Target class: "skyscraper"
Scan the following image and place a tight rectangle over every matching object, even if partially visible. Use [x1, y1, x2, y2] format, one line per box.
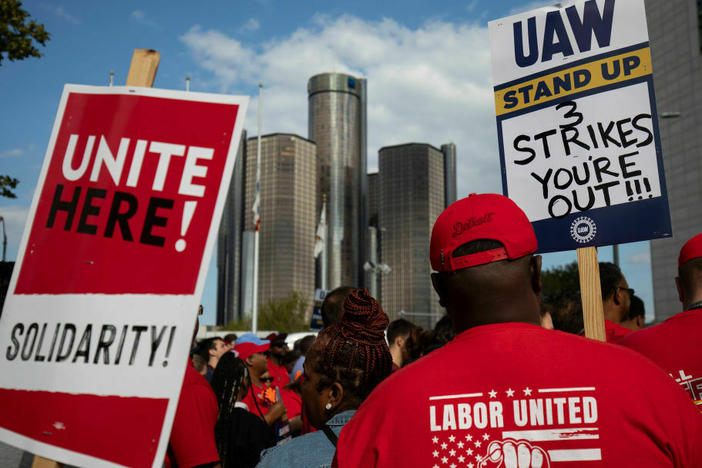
[216, 131, 246, 326]
[378, 143, 448, 328]
[441, 143, 457, 207]
[243, 133, 317, 310]
[646, 1, 702, 321]
[308, 73, 367, 289]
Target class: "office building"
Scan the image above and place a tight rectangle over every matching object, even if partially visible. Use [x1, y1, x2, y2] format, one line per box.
[243, 134, 317, 310]
[378, 143, 448, 328]
[442, 143, 457, 207]
[216, 132, 246, 325]
[308, 73, 367, 289]
[646, 1, 702, 321]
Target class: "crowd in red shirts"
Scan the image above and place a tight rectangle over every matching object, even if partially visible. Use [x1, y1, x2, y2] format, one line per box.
[165, 194, 702, 468]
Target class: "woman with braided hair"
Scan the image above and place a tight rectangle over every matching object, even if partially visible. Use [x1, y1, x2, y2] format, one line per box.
[256, 288, 393, 467]
[210, 352, 275, 468]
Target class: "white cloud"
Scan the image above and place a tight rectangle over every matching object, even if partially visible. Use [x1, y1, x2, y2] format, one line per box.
[509, 1, 559, 15]
[0, 148, 23, 158]
[181, 15, 501, 195]
[131, 10, 159, 29]
[239, 18, 260, 33]
[42, 4, 80, 24]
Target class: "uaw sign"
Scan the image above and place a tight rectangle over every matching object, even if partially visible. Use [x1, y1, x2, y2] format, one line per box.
[489, 0, 671, 252]
[0, 85, 248, 467]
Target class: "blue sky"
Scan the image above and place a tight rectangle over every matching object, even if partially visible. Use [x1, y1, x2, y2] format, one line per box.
[1, 0, 657, 325]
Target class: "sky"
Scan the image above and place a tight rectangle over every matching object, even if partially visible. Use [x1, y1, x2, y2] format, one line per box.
[0, 0, 657, 325]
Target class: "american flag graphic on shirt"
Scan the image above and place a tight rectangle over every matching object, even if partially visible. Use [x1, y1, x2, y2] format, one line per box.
[427, 386, 601, 467]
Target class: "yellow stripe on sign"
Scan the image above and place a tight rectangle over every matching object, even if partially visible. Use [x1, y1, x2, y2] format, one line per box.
[494, 47, 652, 116]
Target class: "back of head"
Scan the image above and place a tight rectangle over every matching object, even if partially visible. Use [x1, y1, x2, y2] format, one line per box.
[429, 194, 540, 332]
[210, 352, 248, 420]
[309, 288, 392, 405]
[297, 334, 316, 355]
[677, 233, 702, 308]
[599, 262, 623, 300]
[387, 318, 416, 344]
[321, 286, 354, 328]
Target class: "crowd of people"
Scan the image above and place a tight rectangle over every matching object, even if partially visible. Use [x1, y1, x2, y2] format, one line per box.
[165, 193, 702, 468]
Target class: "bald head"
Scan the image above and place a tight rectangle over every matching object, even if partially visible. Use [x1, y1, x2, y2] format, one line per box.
[431, 240, 543, 333]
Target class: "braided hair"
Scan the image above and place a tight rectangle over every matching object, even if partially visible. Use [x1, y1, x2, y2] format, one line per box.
[309, 288, 393, 407]
[210, 353, 248, 466]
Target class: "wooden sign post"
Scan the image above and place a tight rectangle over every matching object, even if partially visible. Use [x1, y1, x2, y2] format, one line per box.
[577, 247, 606, 342]
[30, 47, 161, 468]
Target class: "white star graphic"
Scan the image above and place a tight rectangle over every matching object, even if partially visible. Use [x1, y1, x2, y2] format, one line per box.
[457, 441, 464, 449]
[458, 455, 465, 463]
[433, 436, 439, 444]
[524, 387, 532, 396]
[489, 389, 497, 398]
[450, 464, 456, 468]
[475, 454, 482, 461]
[467, 448, 473, 455]
[465, 434, 473, 441]
[468, 464, 474, 468]
[441, 442, 448, 450]
[52, 422, 66, 430]
[448, 435, 455, 442]
[433, 450, 439, 458]
[475, 440, 482, 448]
[449, 449, 456, 456]
[441, 456, 448, 464]
[506, 388, 515, 397]
[433, 465, 439, 468]
[482, 433, 490, 441]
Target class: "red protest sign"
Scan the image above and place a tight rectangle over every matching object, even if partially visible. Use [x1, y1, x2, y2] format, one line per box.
[0, 85, 248, 468]
[15, 91, 238, 294]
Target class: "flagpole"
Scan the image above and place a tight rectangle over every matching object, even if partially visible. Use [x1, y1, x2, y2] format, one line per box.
[252, 83, 262, 334]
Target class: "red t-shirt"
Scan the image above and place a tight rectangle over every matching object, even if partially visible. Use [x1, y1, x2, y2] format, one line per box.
[604, 319, 631, 343]
[242, 382, 301, 420]
[166, 364, 219, 468]
[333, 323, 702, 468]
[268, 357, 291, 387]
[620, 309, 702, 411]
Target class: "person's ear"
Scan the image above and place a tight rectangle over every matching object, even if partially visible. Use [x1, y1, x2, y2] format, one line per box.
[327, 382, 344, 411]
[675, 276, 684, 303]
[635, 315, 644, 329]
[431, 273, 448, 307]
[396, 336, 405, 348]
[613, 287, 622, 306]
[530, 255, 542, 295]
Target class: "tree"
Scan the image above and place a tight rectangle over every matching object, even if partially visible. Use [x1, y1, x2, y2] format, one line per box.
[0, 175, 18, 198]
[221, 291, 311, 333]
[0, 0, 50, 66]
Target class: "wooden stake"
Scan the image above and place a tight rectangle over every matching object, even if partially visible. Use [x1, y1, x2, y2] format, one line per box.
[577, 246, 606, 341]
[125, 49, 161, 87]
[31, 48, 160, 468]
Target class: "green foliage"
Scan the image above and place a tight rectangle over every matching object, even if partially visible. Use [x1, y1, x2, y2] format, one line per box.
[541, 261, 581, 305]
[220, 291, 310, 333]
[0, 0, 50, 66]
[0, 175, 19, 198]
[259, 291, 310, 332]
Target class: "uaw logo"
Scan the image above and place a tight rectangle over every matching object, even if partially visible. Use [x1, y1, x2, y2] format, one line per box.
[570, 216, 597, 244]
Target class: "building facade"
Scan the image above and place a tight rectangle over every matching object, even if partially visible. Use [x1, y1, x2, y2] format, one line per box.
[242, 134, 318, 311]
[308, 73, 367, 289]
[646, 0, 702, 321]
[378, 143, 447, 328]
[441, 143, 457, 207]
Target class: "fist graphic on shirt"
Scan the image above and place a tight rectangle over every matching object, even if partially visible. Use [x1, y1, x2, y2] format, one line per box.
[482, 439, 550, 468]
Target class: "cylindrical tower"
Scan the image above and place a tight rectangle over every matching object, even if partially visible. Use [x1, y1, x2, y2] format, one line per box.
[308, 73, 367, 289]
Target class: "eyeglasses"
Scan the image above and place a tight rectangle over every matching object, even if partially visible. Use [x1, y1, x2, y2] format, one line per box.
[617, 286, 635, 296]
[261, 376, 274, 383]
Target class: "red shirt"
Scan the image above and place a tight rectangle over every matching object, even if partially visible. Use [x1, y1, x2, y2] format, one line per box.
[620, 309, 702, 411]
[333, 323, 702, 467]
[166, 364, 219, 468]
[242, 381, 301, 420]
[267, 357, 291, 387]
[604, 319, 632, 343]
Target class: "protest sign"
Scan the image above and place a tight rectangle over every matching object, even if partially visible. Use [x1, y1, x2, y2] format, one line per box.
[0, 84, 248, 467]
[309, 288, 327, 330]
[489, 0, 671, 253]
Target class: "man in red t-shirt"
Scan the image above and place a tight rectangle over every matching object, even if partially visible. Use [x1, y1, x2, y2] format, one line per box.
[166, 362, 220, 468]
[621, 232, 702, 411]
[333, 194, 702, 468]
[265, 332, 291, 387]
[598, 262, 635, 343]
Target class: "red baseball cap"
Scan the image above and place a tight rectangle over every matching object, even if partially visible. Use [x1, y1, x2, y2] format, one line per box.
[678, 233, 702, 268]
[430, 193, 537, 272]
[234, 333, 270, 361]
